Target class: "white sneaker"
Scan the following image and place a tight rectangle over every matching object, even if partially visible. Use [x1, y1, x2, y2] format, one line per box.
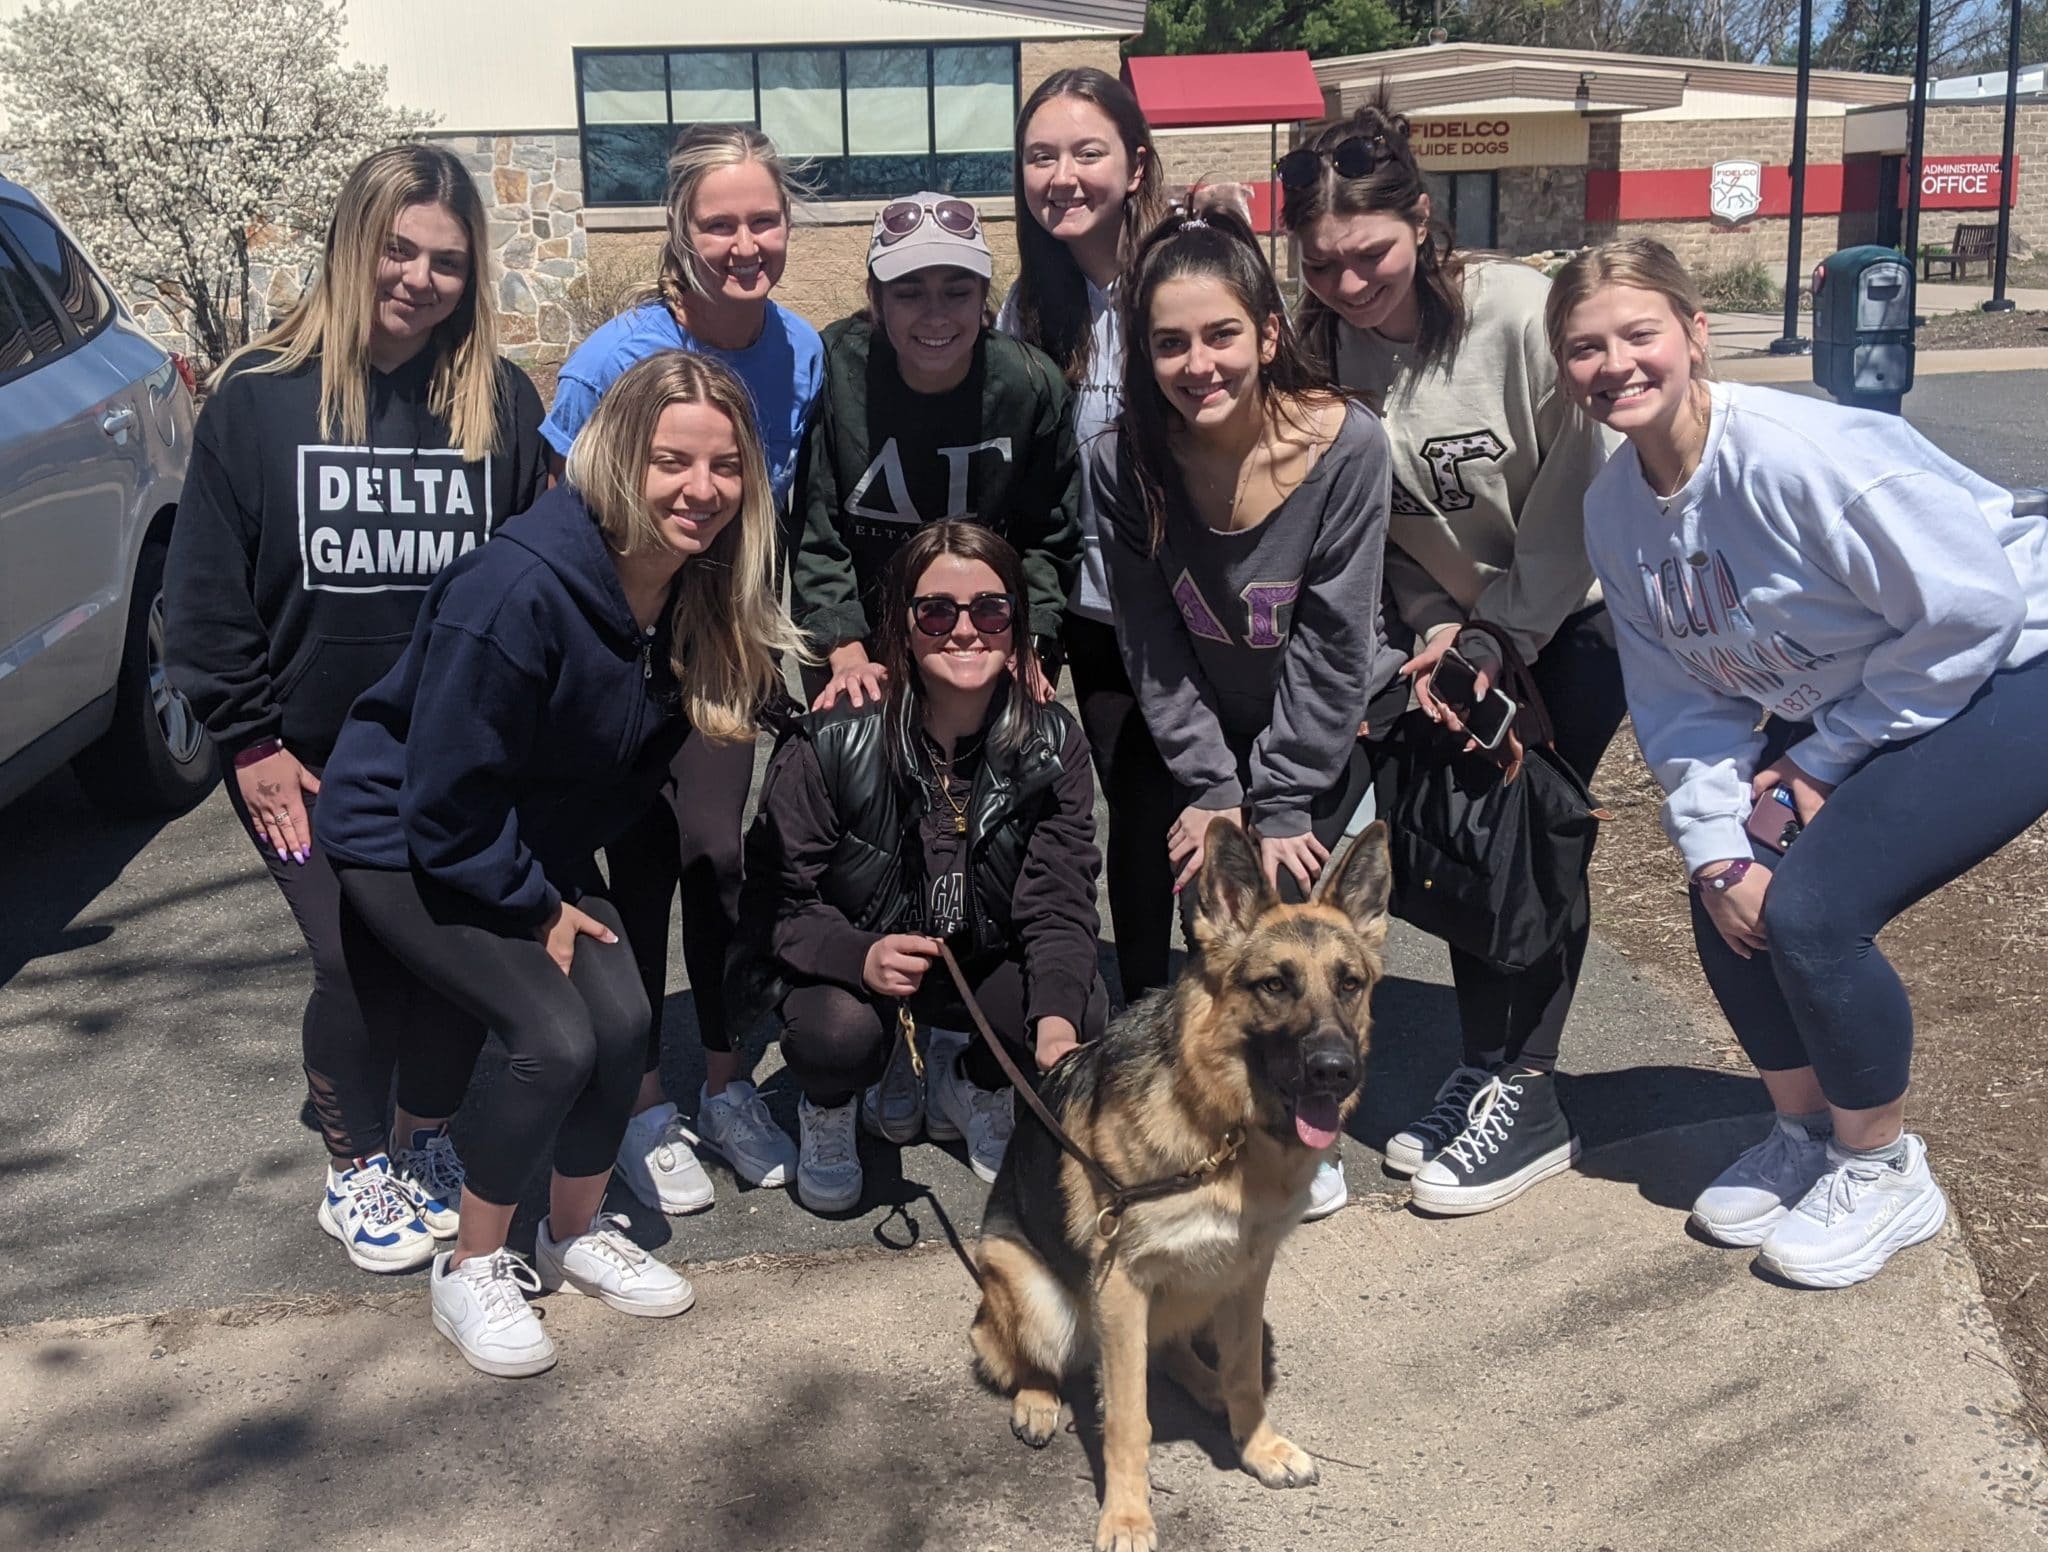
[535, 1212, 696, 1317]
[926, 1043, 1014, 1184]
[615, 1101, 716, 1215]
[861, 1028, 926, 1144]
[798, 1096, 864, 1213]
[693, 1080, 798, 1188]
[1755, 1134, 1949, 1289]
[1384, 1065, 1493, 1175]
[317, 1153, 436, 1273]
[392, 1126, 464, 1239]
[1303, 1157, 1348, 1221]
[1689, 1116, 1831, 1247]
[430, 1249, 555, 1377]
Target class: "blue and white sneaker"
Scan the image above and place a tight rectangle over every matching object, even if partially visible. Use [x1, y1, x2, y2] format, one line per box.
[317, 1153, 436, 1273]
[393, 1126, 464, 1239]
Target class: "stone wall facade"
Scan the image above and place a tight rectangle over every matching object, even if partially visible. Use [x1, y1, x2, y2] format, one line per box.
[438, 132, 590, 363]
[1496, 166, 1586, 254]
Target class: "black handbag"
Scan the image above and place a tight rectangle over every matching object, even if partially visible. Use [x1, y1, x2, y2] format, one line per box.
[1371, 623, 1607, 974]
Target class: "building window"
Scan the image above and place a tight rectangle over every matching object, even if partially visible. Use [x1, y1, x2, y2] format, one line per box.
[576, 45, 1020, 206]
[1425, 170, 1497, 250]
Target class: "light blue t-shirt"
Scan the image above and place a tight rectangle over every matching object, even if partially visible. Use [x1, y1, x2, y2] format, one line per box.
[541, 299, 825, 508]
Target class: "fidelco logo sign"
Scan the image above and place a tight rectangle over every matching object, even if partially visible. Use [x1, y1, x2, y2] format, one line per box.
[1709, 160, 1764, 224]
[1899, 155, 2020, 209]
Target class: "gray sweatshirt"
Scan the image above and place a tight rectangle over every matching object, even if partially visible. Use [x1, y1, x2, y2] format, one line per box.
[1092, 401, 1400, 837]
[1335, 259, 1611, 662]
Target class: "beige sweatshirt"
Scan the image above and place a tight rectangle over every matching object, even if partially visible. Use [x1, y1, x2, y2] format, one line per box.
[1334, 259, 1611, 663]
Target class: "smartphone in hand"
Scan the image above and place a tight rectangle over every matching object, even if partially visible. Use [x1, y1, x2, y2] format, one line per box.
[1746, 786, 1803, 853]
[1429, 648, 1518, 752]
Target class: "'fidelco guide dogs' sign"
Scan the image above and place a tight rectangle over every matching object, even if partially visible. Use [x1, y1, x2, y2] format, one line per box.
[1710, 160, 1764, 224]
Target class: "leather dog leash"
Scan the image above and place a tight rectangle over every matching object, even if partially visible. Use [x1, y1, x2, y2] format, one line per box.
[935, 941, 1243, 1240]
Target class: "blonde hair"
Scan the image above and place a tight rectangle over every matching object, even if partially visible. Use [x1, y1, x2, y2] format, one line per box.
[565, 351, 809, 740]
[221, 144, 504, 460]
[655, 124, 804, 315]
[1543, 237, 1715, 387]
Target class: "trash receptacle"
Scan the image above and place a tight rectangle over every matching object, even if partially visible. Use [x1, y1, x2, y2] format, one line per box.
[1812, 246, 1913, 415]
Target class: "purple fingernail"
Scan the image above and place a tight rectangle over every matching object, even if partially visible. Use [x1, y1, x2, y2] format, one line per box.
[275, 846, 290, 861]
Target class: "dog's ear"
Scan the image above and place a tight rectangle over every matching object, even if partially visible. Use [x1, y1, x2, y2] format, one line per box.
[1193, 822, 1273, 955]
[1315, 821, 1393, 947]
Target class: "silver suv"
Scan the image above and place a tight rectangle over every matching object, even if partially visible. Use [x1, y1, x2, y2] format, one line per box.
[0, 178, 211, 812]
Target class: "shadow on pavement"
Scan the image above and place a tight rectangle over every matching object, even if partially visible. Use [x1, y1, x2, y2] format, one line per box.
[0, 768, 205, 986]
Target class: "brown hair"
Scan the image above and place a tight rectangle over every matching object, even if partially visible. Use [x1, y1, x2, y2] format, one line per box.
[1009, 68, 1170, 387]
[1118, 207, 1343, 555]
[1280, 97, 1468, 377]
[872, 521, 1045, 777]
[225, 144, 504, 459]
[1542, 236, 1715, 386]
[565, 350, 809, 739]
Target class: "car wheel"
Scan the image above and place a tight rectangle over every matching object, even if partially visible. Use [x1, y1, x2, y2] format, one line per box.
[72, 534, 218, 813]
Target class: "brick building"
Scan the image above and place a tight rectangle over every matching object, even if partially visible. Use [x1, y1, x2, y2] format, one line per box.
[1299, 43, 2037, 278]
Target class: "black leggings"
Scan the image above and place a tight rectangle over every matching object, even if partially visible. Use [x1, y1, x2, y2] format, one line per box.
[780, 958, 1111, 1107]
[1062, 614, 1179, 1003]
[1441, 603, 1629, 1073]
[606, 727, 756, 1068]
[225, 778, 475, 1160]
[333, 867, 648, 1207]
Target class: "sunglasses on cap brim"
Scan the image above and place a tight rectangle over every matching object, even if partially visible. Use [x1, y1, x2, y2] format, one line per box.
[876, 198, 981, 245]
[1274, 135, 1394, 192]
[911, 592, 1016, 637]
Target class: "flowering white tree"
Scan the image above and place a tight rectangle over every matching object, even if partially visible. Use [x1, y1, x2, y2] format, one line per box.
[0, 0, 433, 364]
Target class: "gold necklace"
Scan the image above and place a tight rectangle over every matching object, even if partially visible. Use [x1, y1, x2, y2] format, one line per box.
[924, 738, 968, 835]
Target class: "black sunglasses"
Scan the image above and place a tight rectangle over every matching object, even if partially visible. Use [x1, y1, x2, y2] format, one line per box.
[911, 592, 1016, 638]
[1274, 135, 1394, 192]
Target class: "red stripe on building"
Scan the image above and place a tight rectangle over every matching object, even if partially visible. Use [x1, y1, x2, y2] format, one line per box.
[1586, 164, 1849, 222]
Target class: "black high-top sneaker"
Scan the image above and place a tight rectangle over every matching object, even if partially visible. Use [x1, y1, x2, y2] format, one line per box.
[1408, 1070, 1579, 1216]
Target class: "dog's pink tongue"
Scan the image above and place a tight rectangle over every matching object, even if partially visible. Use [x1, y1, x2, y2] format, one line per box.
[1294, 1096, 1341, 1150]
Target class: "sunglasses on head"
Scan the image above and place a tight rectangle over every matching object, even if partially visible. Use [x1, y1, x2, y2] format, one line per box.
[1274, 135, 1394, 192]
[877, 198, 981, 245]
[911, 592, 1016, 637]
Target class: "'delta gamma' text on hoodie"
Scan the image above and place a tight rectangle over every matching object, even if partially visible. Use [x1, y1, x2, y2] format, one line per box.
[166, 349, 549, 768]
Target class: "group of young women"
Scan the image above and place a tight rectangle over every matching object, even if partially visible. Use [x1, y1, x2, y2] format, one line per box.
[164, 64, 2048, 1378]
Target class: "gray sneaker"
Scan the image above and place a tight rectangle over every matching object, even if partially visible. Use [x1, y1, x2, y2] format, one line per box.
[1690, 1116, 1830, 1247]
[693, 1080, 797, 1189]
[861, 1027, 925, 1144]
[798, 1096, 864, 1214]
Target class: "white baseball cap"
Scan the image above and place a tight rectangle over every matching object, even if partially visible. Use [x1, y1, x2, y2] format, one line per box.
[867, 193, 992, 283]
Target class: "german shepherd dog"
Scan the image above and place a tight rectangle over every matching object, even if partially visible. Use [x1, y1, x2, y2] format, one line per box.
[971, 820, 1392, 1552]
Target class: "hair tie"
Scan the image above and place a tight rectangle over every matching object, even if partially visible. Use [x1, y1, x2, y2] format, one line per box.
[1180, 214, 1209, 230]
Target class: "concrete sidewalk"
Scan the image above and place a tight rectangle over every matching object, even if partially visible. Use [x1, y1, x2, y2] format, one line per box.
[3, 1115, 2040, 1552]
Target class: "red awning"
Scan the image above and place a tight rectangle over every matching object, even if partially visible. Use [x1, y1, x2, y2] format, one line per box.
[1123, 51, 1326, 128]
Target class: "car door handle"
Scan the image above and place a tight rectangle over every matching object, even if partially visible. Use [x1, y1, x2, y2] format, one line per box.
[100, 406, 136, 436]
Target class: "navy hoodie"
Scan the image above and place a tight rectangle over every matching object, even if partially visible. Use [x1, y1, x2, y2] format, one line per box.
[315, 484, 688, 929]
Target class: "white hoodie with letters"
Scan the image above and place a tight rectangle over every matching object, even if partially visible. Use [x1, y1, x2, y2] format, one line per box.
[1583, 380, 2048, 874]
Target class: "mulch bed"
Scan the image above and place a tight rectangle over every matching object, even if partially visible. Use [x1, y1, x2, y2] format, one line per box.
[1914, 309, 2048, 351]
[1587, 729, 2048, 1440]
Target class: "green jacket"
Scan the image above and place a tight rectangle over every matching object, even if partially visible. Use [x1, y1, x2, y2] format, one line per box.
[789, 317, 1081, 650]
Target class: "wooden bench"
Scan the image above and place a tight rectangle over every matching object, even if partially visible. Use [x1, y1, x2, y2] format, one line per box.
[1922, 222, 1999, 281]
